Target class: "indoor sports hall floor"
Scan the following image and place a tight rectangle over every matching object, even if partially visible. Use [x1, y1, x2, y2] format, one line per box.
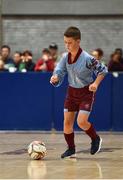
[0, 131, 123, 179]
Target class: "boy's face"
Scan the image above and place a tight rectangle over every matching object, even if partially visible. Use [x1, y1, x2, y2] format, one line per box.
[64, 36, 80, 53]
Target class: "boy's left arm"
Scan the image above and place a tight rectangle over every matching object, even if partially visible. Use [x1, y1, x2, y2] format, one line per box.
[89, 74, 105, 92]
[88, 57, 108, 92]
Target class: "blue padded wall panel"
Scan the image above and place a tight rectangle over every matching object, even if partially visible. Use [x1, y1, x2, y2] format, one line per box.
[112, 73, 123, 131]
[0, 73, 52, 130]
[53, 76, 68, 131]
[0, 72, 122, 131]
[89, 74, 112, 131]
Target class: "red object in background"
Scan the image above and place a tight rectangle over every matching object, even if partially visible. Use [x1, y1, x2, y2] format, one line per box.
[35, 59, 55, 72]
[46, 59, 55, 71]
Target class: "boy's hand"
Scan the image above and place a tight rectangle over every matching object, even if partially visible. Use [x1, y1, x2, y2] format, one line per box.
[50, 75, 59, 84]
[89, 82, 98, 92]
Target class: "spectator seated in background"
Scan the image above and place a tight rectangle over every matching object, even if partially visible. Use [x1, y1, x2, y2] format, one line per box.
[20, 50, 35, 72]
[91, 48, 106, 65]
[0, 54, 5, 72]
[108, 52, 123, 72]
[35, 48, 55, 72]
[0, 53, 3, 61]
[114, 48, 123, 64]
[0, 60, 7, 72]
[49, 43, 60, 66]
[1, 45, 14, 70]
[13, 51, 23, 72]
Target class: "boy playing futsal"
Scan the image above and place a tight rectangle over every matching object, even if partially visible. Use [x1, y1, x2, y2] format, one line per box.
[50, 26, 108, 158]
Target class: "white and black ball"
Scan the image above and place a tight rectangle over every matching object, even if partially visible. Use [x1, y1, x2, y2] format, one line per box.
[28, 141, 47, 160]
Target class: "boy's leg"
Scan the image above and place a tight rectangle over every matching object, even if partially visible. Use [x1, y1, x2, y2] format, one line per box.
[77, 111, 102, 155]
[61, 111, 76, 158]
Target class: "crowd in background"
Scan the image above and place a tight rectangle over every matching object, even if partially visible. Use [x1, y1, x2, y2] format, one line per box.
[0, 43, 60, 73]
[91, 48, 123, 72]
[0, 43, 123, 73]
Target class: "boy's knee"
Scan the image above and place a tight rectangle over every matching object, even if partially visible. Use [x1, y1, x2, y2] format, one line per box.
[77, 119, 89, 129]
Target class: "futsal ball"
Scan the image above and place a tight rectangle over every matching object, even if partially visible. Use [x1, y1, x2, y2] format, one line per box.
[28, 141, 47, 160]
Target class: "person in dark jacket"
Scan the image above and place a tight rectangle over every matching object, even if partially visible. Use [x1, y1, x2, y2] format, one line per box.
[21, 50, 35, 71]
[13, 51, 22, 71]
[114, 48, 123, 64]
[1, 45, 14, 70]
[108, 52, 123, 72]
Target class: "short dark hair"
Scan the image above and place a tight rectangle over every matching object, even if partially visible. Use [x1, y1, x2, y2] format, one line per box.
[14, 51, 22, 56]
[1, 45, 11, 52]
[114, 48, 123, 56]
[64, 26, 81, 40]
[95, 48, 104, 57]
[42, 48, 51, 55]
[23, 50, 32, 56]
[49, 43, 58, 50]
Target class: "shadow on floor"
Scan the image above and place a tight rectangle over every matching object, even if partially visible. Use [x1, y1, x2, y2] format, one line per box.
[77, 147, 123, 154]
[0, 147, 122, 156]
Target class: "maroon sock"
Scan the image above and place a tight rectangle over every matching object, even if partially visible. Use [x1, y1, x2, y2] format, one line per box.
[64, 132, 75, 149]
[85, 124, 98, 140]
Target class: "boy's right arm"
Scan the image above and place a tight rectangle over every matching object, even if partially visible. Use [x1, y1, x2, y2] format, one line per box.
[50, 74, 59, 85]
[50, 55, 67, 87]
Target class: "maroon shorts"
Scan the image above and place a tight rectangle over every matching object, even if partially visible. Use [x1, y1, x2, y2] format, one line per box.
[64, 85, 95, 112]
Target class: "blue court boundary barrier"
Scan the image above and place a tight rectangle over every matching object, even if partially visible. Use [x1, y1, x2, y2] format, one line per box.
[0, 72, 122, 131]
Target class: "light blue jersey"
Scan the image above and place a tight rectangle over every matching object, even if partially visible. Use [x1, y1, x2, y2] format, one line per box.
[53, 48, 108, 88]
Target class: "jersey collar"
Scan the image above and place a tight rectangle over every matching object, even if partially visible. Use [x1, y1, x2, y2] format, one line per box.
[68, 47, 82, 64]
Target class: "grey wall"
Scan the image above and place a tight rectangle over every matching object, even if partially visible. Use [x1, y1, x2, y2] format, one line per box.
[2, 0, 123, 15]
[2, 0, 123, 62]
[3, 17, 123, 62]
